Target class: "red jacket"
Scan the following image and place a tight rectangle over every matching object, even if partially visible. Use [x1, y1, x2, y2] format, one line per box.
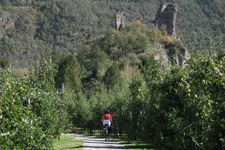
[102, 113, 112, 121]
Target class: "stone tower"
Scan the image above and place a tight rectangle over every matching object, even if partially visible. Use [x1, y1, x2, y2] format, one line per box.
[116, 11, 126, 31]
[154, 3, 177, 37]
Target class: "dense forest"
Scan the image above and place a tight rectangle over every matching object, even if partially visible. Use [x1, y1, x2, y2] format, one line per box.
[0, 0, 225, 149]
[0, 0, 224, 68]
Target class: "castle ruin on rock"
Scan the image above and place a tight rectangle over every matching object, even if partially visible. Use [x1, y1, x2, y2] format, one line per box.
[154, 3, 177, 37]
[114, 4, 188, 67]
[153, 3, 189, 67]
[115, 11, 126, 31]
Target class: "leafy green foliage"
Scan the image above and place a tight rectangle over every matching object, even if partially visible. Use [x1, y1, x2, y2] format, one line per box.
[0, 57, 9, 68]
[1, 1, 225, 149]
[78, 40, 111, 80]
[103, 62, 122, 89]
[138, 51, 225, 149]
[0, 57, 65, 149]
[71, 49, 225, 149]
[55, 55, 82, 92]
[77, 23, 166, 91]
[128, 78, 146, 139]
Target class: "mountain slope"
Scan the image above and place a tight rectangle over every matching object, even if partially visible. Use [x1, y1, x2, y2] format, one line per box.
[0, 0, 224, 68]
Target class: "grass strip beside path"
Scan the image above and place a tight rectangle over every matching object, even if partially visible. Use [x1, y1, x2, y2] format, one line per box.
[53, 134, 83, 150]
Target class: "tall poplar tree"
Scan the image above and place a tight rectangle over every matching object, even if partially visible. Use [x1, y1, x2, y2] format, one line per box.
[103, 62, 122, 89]
[55, 55, 82, 92]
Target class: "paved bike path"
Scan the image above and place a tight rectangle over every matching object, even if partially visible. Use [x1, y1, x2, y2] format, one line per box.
[66, 134, 128, 150]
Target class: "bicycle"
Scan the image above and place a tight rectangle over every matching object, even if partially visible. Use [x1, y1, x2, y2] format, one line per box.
[103, 124, 109, 141]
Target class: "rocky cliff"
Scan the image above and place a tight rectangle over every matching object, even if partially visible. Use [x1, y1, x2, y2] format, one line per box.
[154, 3, 177, 37]
[154, 3, 189, 67]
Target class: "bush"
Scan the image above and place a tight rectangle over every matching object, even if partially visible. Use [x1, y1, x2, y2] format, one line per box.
[0, 58, 64, 149]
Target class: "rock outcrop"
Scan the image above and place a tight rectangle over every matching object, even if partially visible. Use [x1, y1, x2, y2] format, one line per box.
[154, 42, 190, 68]
[154, 3, 177, 37]
[166, 43, 189, 66]
[115, 11, 126, 31]
[153, 3, 190, 67]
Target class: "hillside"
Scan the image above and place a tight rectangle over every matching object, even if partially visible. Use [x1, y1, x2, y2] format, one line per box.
[0, 0, 224, 68]
[1, 1, 225, 149]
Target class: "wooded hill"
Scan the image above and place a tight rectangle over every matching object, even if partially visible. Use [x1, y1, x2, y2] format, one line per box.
[1, 1, 225, 149]
[0, 0, 224, 69]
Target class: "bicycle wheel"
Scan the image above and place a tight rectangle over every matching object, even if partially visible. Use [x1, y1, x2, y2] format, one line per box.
[104, 128, 108, 141]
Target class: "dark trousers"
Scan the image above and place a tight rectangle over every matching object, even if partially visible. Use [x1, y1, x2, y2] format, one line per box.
[108, 126, 112, 135]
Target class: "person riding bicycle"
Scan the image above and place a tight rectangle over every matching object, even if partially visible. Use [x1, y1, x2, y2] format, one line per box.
[102, 110, 112, 136]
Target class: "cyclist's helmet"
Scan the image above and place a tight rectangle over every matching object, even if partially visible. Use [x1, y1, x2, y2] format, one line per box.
[105, 110, 110, 114]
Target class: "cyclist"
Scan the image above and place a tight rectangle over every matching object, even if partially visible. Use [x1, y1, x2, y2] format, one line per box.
[102, 110, 112, 137]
